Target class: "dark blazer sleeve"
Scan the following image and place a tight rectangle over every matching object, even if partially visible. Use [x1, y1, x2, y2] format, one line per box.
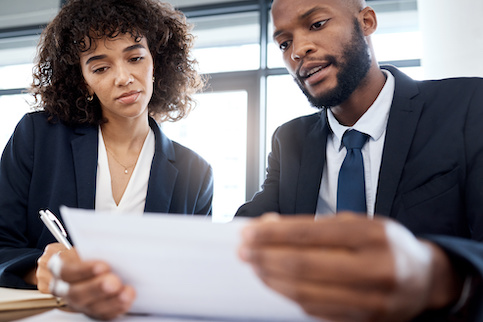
[144, 118, 214, 216]
[419, 235, 483, 321]
[0, 112, 98, 288]
[167, 141, 214, 216]
[235, 126, 283, 217]
[236, 68, 483, 320]
[0, 113, 48, 288]
[236, 112, 327, 217]
[416, 78, 483, 321]
[0, 114, 214, 288]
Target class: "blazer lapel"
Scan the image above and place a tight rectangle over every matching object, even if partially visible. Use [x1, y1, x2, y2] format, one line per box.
[71, 126, 98, 209]
[144, 118, 178, 213]
[295, 112, 329, 213]
[375, 66, 424, 217]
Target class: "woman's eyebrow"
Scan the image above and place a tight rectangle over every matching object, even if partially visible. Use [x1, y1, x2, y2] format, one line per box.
[123, 43, 146, 53]
[85, 44, 146, 65]
[85, 54, 107, 66]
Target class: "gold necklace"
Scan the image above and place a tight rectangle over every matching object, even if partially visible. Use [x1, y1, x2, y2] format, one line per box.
[106, 148, 136, 174]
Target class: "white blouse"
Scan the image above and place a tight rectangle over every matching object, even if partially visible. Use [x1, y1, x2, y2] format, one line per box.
[95, 128, 155, 214]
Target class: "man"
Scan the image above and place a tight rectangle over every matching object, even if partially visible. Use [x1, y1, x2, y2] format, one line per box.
[237, 0, 483, 321]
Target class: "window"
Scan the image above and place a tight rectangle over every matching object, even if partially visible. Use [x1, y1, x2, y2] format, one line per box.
[0, 0, 422, 218]
[181, 0, 422, 218]
[0, 63, 36, 150]
[163, 91, 248, 222]
[0, 94, 33, 150]
[265, 75, 315, 161]
[191, 11, 260, 74]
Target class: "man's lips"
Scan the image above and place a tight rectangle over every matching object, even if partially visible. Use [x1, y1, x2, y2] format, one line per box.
[297, 62, 332, 87]
[297, 61, 331, 79]
[116, 91, 141, 104]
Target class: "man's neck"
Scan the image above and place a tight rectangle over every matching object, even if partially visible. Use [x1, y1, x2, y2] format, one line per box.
[331, 65, 387, 126]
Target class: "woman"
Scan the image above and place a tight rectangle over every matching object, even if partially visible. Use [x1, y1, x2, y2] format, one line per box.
[0, 0, 213, 319]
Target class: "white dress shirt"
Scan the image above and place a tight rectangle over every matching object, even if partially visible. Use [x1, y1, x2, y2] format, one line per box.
[95, 128, 155, 214]
[316, 70, 395, 218]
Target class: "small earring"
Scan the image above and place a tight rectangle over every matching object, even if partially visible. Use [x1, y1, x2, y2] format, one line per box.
[152, 76, 155, 83]
[86, 95, 93, 102]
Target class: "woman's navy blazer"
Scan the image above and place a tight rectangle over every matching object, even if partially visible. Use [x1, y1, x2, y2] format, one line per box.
[0, 111, 213, 287]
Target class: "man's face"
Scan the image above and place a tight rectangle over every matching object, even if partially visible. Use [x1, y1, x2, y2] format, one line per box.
[272, 0, 371, 108]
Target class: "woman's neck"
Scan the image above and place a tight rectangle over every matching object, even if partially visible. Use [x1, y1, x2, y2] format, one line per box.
[100, 115, 151, 152]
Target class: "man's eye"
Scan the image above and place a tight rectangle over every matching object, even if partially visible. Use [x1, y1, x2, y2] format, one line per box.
[279, 41, 290, 52]
[311, 20, 327, 30]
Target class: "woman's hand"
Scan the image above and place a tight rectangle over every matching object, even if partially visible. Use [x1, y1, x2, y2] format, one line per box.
[36, 242, 68, 293]
[37, 243, 136, 320]
[50, 250, 136, 320]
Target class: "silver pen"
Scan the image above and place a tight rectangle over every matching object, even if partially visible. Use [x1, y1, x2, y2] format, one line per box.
[39, 209, 73, 250]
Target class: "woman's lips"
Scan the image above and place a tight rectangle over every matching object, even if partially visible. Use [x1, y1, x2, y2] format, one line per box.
[117, 91, 140, 104]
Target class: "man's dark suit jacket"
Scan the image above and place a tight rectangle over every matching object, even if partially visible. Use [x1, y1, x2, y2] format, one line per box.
[0, 111, 213, 288]
[236, 66, 483, 320]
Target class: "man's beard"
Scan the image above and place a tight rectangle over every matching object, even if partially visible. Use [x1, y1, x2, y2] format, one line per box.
[295, 19, 372, 109]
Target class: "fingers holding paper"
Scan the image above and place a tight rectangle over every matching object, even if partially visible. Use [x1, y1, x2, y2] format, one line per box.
[238, 213, 460, 322]
[38, 245, 135, 320]
[53, 255, 136, 320]
[36, 242, 69, 293]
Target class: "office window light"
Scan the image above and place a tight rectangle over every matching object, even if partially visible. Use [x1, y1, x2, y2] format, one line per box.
[0, 0, 424, 213]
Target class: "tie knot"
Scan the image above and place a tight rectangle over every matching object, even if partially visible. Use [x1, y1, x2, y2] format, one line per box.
[342, 130, 368, 150]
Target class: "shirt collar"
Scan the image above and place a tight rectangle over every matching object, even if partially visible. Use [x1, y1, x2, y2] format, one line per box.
[327, 69, 395, 150]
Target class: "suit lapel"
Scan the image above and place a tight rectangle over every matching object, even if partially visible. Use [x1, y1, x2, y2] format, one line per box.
[375, 66, 424, 217]
[295, 112, 329, 213]
[71, 126, 98, 209]
[144, 118, 178, 213]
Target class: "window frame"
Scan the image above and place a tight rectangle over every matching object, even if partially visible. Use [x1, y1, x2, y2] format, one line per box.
[0, 0, 421, 202]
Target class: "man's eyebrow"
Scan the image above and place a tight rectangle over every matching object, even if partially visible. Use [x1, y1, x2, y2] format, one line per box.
[84, 44, 146, 65]
[301, 6, 330, 20]
[272, 6, 330, 39]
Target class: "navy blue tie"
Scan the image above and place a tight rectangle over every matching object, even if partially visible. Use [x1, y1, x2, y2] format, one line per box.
[337, 130, 369, 213]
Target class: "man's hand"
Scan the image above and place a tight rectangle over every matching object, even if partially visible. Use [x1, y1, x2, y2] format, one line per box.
[238, 213, 462, 322]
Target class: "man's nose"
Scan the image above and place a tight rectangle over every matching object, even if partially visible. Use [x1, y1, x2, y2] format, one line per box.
[291, 37, 315, 61]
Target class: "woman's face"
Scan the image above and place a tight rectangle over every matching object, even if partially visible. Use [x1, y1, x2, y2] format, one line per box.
[79, 34, 154, 122]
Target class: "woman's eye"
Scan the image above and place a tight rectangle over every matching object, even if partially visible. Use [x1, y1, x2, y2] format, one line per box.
[130, 56, 144, 62]
[93, 67, 107, 73]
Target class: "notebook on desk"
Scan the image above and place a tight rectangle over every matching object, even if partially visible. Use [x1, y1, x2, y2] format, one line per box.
[0, 287, 64, 311]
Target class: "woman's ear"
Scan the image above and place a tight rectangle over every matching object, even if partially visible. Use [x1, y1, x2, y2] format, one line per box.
[84, 83, 93, 97]
[83, 83, 94, 101]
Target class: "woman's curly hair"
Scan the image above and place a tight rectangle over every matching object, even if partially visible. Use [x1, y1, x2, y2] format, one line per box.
[30, 0, 204, 126]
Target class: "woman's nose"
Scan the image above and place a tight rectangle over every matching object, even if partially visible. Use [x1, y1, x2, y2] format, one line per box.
[114, 67, 134, 86]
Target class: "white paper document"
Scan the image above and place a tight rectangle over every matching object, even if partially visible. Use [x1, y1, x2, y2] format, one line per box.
[60, 207, 315, 321]
[15, 308, 226, 322]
